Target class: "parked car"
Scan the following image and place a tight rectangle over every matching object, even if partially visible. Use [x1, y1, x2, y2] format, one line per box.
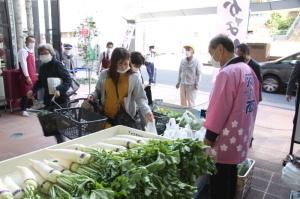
[260, 52, 300, 93]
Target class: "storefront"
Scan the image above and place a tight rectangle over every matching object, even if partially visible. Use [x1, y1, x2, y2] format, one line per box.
[0, 0, 16, 71]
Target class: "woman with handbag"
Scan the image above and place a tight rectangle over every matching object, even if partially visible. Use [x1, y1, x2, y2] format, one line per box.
[88, 47, 154, 129]
[27, 43, 72, 143]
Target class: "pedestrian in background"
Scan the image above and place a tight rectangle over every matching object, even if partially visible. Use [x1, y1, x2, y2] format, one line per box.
[27, 43, 72, 144]
[203, 34, 260, 199]
[96, 41, 114, 75]
[61, 43, 76, 74]
[236, 43, 263, 102]
[145, 45, 158, 85]
[18, 36, 37, 117]
[176, 45, 202, 107]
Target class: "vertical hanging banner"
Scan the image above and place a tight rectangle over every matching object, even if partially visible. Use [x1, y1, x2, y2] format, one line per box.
[217, 0, 251, 46]
[121, 23, 135, 50]
[212, 0, 251, 83]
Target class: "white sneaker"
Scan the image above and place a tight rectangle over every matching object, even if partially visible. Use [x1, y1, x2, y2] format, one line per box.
[21, 111, 29, 117]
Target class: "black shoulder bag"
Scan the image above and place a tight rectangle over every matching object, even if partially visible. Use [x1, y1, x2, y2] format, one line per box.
[113, 83, 142, 130]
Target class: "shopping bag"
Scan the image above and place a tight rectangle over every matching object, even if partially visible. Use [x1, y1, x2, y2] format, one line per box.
[282, 162, 300, 191]
[145, 119, 157, 134]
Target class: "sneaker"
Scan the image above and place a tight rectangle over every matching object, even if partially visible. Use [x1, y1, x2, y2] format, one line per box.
[21, 111, 29, 117]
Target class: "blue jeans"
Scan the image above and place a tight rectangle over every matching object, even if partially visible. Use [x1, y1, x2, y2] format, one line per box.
[146, 63, 155, 83]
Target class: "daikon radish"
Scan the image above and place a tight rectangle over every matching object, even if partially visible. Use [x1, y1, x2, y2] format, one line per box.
[59, 160, 98, 178]
[115, 135, 148, 144]
[44, 149, 91, 164]
[43, 160, 72, 175]
[65, 144, 86, 151]
[0, 178, 13, 199]
[100, 138, 138, 149]
[30, 159, 62, 183]
[31, 170, 70, 197]
[3, 176, 24, 199]
[16, 166, 38, 192]
[59, 160, 80, 173]
[89, 142, 127, 152]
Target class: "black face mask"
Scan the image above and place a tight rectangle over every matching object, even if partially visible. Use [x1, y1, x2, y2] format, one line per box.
[237, 55, 245, 62]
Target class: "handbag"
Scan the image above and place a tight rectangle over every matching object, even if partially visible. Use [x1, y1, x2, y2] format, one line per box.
[52, 66, 80, 97]
[113, 83, 142, 130]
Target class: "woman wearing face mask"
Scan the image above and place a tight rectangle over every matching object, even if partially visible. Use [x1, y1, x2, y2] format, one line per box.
[88, 47, 154, 129]
[176, 45, 203, 107]
[27, 43, 72, 143]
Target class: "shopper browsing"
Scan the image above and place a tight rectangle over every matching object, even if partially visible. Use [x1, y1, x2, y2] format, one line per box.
[27, 44, 72, 144]
[88, 47, 154, 129]
[203, 35, 260, 199]
[61, 43, 76, 74]
[176, 45, 202, 107]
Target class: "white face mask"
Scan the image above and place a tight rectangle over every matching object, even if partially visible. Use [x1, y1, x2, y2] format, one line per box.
[185, 51, 192, 57]
[132, 66, 139, 71]
[210, 48, 222, 68]
[107, 48, 112, 53]
[117, 67, 130, 74]
[28, 43, 35, 50]
[64, 50, 71, 55]
[40, 54, 52, 63]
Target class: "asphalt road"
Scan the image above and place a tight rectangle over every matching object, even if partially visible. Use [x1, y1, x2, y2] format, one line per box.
[139, 55, 295, 111]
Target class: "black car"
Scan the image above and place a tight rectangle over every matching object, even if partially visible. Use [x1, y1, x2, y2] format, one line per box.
[260, 52, 300, 93]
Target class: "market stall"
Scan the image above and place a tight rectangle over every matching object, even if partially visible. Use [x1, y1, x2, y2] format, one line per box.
[0, 125, 216, 199]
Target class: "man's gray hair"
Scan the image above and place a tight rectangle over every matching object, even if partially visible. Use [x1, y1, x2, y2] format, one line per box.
[37, 43, 56, 56]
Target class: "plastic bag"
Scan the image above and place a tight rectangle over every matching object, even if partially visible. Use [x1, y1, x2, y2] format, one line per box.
[237, 159, 251, 176]
[164, 118, 180, 139]
[179, 110, 204, 131]
[145, 119, 157, 134]
[282, 162, 300, 191]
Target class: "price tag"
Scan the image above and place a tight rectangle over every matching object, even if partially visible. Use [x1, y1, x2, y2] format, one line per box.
[154, 99, 163, 108]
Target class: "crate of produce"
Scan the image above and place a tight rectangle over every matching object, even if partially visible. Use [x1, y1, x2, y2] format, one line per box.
[153, 111, 170, 134]
[55, 107, 107, 139]
[236, 159, 255, 199]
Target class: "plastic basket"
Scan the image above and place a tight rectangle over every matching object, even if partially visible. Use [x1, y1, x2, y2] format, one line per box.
[37, 112, 58, 135]
[236, 159, 255, 199]
[153, 112, 170, 134]
[55, 107, 107, 139]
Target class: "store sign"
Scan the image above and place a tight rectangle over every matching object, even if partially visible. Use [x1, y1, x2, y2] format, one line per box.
[81, 29, 89, 36]
[216, 0, 251, 45]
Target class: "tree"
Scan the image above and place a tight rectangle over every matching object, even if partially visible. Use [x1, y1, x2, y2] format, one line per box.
[25, 0, 34, 36]
[265, 12, 282, 36]
[13, 0, 24, 50]
[74, 17, 100, 69]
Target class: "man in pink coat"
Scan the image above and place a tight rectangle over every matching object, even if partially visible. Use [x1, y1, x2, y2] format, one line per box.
[203, 34, 259, 199]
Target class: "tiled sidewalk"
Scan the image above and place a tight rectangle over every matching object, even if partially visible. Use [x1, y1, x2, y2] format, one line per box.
[0, 82, 299, 199]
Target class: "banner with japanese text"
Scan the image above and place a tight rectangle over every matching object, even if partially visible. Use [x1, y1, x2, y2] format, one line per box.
[212, 0, 251, 83]
[217, 0, 251, 46]
[121, 23, 135, 50]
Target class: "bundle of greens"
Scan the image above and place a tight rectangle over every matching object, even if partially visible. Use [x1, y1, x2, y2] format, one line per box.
[155, 108, 183, 120]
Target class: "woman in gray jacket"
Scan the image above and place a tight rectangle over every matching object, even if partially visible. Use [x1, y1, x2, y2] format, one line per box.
[88, 47, 153, 129]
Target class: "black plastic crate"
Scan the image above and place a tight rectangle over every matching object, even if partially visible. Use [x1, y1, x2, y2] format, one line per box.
[153, 112, 170, 134]
[55, 107, 107, 139]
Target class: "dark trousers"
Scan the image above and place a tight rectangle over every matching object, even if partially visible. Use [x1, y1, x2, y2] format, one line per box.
[21, 96, 33, 111]
[210, 163, 237, 199]
[145, 63, 155, 83]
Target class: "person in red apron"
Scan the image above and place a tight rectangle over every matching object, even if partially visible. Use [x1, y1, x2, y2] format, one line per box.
[96, 41, 113, 75]
[18, 36, 37, 117]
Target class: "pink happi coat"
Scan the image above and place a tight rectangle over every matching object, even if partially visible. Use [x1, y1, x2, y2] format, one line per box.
[203, 62, 259, 165]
